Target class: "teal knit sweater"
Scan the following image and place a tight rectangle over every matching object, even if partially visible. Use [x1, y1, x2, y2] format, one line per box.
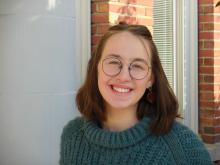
[59, 117, 212, 165]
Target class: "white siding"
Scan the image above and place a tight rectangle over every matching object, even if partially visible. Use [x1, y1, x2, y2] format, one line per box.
[0, 0, 81, 164]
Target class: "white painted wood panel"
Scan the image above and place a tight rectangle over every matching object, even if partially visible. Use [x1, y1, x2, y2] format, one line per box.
[0, 0, 83, 164]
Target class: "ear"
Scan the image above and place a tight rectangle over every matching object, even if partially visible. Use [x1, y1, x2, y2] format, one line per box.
[148, 72, 155, 87]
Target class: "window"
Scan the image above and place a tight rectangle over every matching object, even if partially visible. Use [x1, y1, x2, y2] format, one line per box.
[153, 0, 199, 133]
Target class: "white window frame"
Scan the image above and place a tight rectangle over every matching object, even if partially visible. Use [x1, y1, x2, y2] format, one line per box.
[75, 0, 91, 83]
[174, 0, 198, 133]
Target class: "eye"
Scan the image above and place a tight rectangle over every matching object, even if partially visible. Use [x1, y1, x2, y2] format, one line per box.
[105, 58, 122, 68]
[132, 64, 144, 70]
[108, 60, 121, 65]
[131, 62, 147, 71]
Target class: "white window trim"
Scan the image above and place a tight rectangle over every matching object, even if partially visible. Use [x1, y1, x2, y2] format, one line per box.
[184, 0, 199, 134]
[174, 0, 198, 133]
[175, 0, 198, 133]
[75, 0, 91, 83]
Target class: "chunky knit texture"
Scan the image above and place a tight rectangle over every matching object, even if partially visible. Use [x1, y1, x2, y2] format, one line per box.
[60, 117, 212, 165]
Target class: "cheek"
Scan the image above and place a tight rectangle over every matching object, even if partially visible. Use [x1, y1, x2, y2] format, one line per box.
[98, 66, 109, 92]
[137, 81, 148, 92]
[135, 79, 151, 96]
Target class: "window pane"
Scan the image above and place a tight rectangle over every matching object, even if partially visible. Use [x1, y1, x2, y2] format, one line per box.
[153, 0, 174, 88]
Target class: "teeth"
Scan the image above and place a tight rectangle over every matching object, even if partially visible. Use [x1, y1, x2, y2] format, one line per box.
[113, 86, 130, 93]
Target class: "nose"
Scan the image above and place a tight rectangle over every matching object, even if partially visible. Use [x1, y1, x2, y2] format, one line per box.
[116, 66, 132, 82]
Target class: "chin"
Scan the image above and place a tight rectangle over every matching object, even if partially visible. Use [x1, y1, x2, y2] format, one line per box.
[107, 101, 135, 110]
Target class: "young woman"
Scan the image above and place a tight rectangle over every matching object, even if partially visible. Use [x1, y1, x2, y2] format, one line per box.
[60, 22, 212, 165]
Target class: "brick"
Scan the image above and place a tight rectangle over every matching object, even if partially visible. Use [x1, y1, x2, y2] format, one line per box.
[199, 32, 214, 39]
[204, 23, 214, 31]
[199, 84, 213, 91]
[98, 3, 109, 13]
[198, 0, 216, 5]
[204, 40, 214, 49]
[136, 0, 153, 6]
[204, 5, 214, 14]
[200, 109, 214, 118]
[118, 0, 153, 6]
[145, 8, 153, 17]
[110, 4, 147, 16]
[199, 66, 214, 74]
[213, 110, 220, 117]
[199, 41, 204, 49]
[200, 117, 215, 126]
[200, 117, 220, 126]
[204, 75, 214, 82]
[137, 17, 153, 26]
[215, 75, 220, 83]
[199, 75, 205, 83]
[118, 15, 138, 24]
[214, 85, 220, 91]
[199, 23, 204, 31]
[204, 58, 214, 65]
[204, 126, 220, 134]
[199, 92, 214, 100]
[199, 15, 214, 22]
[214, 24, 220, 30]
[199, 5, 204, 14]
[92, 3, 97, 12]
[215, 6, 220, 13]
[214, 15, 220, 22]
[92, 24, 97, 34]
[215, 50, 220, 57]
[92, 35, 102, 45]
[214, 67, 220, 73]
[214, 33, 220, 39]
[199, 58, 204, 66]
[199, 50, 214, 57]
[215, 41, 220, 48]
[199, 84, 220, 92]
[199, 31, 220, 40]
[200, 109, 220, 118]
[200, 100, 220, 109]
[92, 45, 97, 54]
[92, 14, 109, 23]
[97, 24, 110, 34]
[201, 134, 220, 144]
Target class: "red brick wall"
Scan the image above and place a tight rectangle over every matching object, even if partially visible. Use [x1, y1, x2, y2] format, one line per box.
[91, 0, 153, 52]
[199, 0, 220, 144]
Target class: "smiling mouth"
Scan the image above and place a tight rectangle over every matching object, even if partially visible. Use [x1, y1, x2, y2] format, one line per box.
[111, 85, 132, 93]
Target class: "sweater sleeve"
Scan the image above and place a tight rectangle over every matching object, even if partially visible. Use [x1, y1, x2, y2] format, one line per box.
[59, 117, 84, 165]
[170, 122, 213, 165]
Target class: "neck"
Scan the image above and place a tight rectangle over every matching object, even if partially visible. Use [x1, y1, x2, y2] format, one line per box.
[102, 106, 139, 132]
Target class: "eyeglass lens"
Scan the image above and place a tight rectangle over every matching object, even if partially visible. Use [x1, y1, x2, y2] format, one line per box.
[102, 57, 149, 80]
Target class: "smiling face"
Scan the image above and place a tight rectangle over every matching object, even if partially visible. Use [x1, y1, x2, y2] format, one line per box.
[98, 31, 154, 112]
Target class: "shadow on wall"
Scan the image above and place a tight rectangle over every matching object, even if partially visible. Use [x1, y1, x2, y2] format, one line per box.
[116, 0, 139, 24]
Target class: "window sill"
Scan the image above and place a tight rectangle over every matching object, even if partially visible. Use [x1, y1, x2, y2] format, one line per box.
[205, 143, 220, 161]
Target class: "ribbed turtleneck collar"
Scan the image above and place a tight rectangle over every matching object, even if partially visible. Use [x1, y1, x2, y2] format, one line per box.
[83, 117, 151, 149]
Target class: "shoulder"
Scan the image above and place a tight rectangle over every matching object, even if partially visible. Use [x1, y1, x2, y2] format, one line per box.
[61, 116, 85, 139]
[171, 121, 204, 146]
[162, 121, 212, 164]
[59, 117, 85, 164]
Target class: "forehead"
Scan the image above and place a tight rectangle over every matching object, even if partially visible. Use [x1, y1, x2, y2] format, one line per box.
[101, 31, 151, 62]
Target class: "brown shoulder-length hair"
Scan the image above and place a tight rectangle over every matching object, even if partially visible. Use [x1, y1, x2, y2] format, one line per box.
[76, 22, 179, 136]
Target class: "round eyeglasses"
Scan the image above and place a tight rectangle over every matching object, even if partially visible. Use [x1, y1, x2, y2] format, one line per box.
[102, 57, 150, 80]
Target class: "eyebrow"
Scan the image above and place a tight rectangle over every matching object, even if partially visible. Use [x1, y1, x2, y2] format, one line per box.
[106, 54, 148, 64]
